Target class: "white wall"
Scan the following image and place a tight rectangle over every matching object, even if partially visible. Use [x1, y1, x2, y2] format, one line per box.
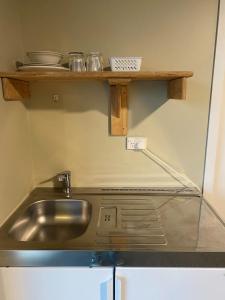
[204, 0, 225, 221]
[19, 0, 218, 189]
[0, 0, 220, 223]
[0, 0, 33, 224]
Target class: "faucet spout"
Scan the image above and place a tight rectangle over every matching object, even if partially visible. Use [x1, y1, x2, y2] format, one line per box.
[57, 171, 72, 198]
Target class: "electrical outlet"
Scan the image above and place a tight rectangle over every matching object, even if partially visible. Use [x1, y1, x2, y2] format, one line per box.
[52, 94, 60, 104]
[126, 137, 147, 150]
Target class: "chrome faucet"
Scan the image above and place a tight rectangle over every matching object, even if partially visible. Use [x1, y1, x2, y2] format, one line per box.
[57, 171, 72, 198]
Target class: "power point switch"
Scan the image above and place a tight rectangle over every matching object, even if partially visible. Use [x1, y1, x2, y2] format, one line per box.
[126, 137, 147, 150]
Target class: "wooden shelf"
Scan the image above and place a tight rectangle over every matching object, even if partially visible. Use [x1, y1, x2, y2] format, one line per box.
[0, 71, 193, 136]
[0, 70, 193, 81]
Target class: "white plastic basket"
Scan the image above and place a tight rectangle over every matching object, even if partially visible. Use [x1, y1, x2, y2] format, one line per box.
[110, 57, 142, 72]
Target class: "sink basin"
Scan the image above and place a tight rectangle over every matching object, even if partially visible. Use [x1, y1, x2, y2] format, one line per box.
[8, 199, 91, 242]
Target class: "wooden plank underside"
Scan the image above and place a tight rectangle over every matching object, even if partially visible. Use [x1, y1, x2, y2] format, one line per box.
[1, 78, 30, 101]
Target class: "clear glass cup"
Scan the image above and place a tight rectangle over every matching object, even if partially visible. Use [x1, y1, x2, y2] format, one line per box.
[86, 52, 103, 72]
[68, 52, 86, 72]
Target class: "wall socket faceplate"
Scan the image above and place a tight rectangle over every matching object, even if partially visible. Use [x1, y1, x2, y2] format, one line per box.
[126, 137, 147, 150]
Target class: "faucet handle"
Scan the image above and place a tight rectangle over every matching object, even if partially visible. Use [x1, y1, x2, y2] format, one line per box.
[57, 171, 71, 182]
[57, 171, 72, 198]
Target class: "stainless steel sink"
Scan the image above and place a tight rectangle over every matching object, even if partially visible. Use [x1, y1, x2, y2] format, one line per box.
[8, 199, 91, 242]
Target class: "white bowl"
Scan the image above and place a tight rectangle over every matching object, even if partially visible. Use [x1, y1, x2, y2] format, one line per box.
[27, 51, 63, 65]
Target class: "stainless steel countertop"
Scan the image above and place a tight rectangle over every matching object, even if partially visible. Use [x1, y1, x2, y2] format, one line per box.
[0, 187, 225, 267]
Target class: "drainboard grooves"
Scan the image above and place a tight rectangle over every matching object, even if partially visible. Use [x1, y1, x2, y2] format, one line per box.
[96, 236, 166, 245]
[122, 216, 159, 222]
[101, 196, 169, 209]
[102, 197, 153, 203]
[121, 209, 159, 216]
[101, 199, 155, 205]
[122, 220, 161, 229]
[98, 228, 164, 236]
[97, 196, 167, 246]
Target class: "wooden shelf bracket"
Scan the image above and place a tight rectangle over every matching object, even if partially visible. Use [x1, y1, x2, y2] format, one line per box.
[1, 78, 30, 101]
[0, 71, 193, 135]
[108, 79, 131, 136]
[168, 77, 187, 100]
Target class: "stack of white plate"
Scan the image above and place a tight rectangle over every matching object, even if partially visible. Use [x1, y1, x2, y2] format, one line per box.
[18, 51, 69, 72]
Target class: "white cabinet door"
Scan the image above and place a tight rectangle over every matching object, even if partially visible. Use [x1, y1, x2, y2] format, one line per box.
[0, 267, 113, 300]
[116, 267, 225, 300]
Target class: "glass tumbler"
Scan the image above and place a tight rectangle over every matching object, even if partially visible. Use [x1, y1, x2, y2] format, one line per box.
[68, 52, 86, 72]
[86, 52, 103, 71]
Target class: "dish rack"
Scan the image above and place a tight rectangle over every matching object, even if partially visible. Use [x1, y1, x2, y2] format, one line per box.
[110, 57, 142, 71]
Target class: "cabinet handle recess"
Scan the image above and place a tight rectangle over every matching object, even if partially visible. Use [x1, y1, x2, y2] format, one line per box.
[100, 277, 113, 300]
[115, 276, 123, 300]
